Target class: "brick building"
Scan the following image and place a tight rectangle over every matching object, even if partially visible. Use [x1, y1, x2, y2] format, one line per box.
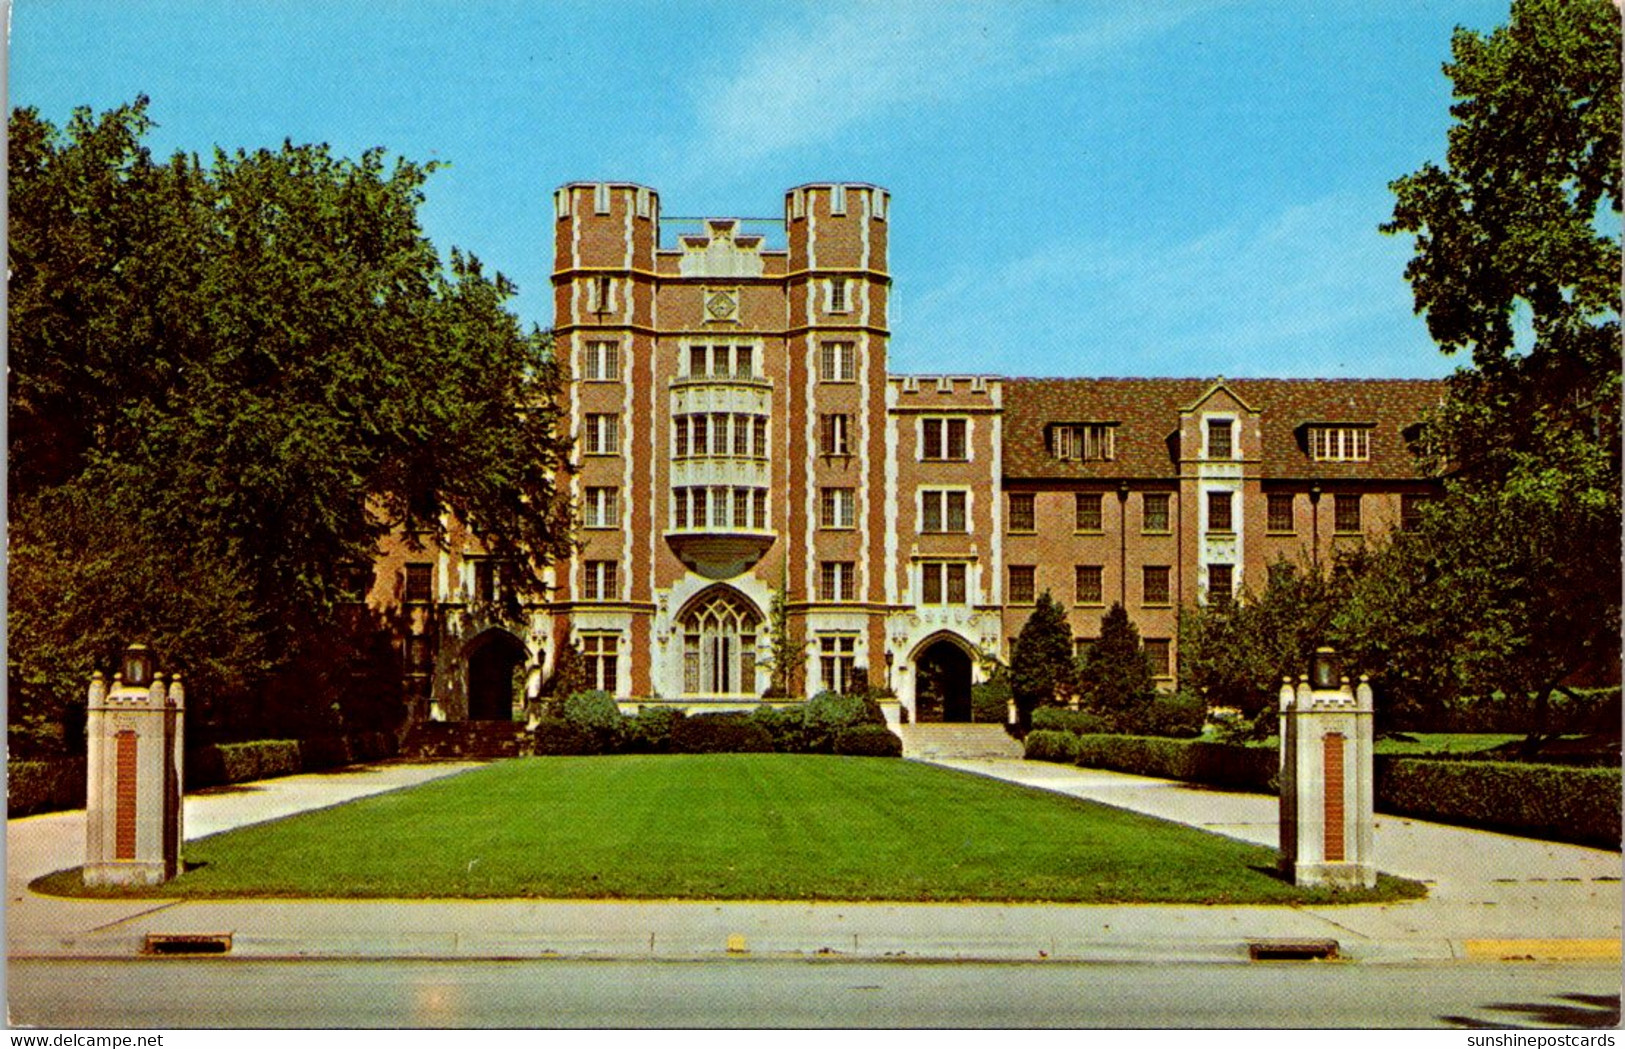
[370, 182, 1444, 725]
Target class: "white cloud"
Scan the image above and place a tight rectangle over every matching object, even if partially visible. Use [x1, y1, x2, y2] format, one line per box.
[688, 1, 1221, 166]
[898, 190, 1448, 379]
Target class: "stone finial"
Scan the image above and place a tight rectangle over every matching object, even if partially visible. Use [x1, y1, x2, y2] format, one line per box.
[88, 671, 107, 706]
[167, 674, 185, 709]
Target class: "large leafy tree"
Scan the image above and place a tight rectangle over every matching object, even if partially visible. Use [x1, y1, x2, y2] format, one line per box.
[1009, 591, 1075, 729]
[8, 97, 576, 744]
[1373, 0, 1621, 729]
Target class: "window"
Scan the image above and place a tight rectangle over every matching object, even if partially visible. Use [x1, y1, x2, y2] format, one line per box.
[1208, 564, 1234, 608]
[1142, 492, 1171, 533]
[681, 590, 758, 695]
[820, 341, 855, 381]
[1143, 639, 1171, 678]
[583, 560, 618, 601]
[1075, 492, 1103, 532]
[583, 486, 618, 528]
[733, 345, 754, 378]
[1309, 426, 1370, 462]
[404, 563, 432, 604]
[583, 340, 620, 380]
[829, 279, 849, 313]
[921, 489, 968, 533]
[921, 418, 968, 460]
[1207, 490, 1233, 533]
[821, 413, 851, 456]
[819, 561, 856, 602]
[820, 487, 855, 529]
[1401, 493, 1426, 532]
[471, 559, 516, 604]
[584, 413, 619, 455]
[1143, 565, 1171, 606]
[1008, 565, 1036, 604]
[1008, 493, 1035, 532]
[590, 274, 614, 313]
[1267, 493, 1295, 533]
[733, 414, 750, 457]
[753, 417, 768, 458]
[1206, 419, 1234, 460]
[820, 635, 857, 694]
[1075, 565, 1104, 605]
[920, 561, 968, 605]
[1334, 493, 1362, 534]
[1050, 423, 1114, 461]
[583, 634, 618, 694]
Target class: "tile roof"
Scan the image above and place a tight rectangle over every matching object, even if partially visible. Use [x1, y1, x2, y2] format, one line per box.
[1001, 377, 1446, 482]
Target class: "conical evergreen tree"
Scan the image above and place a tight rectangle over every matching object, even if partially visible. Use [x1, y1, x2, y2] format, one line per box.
[1010, 591, 1075, 728]
[1080, 602, 1156, 719]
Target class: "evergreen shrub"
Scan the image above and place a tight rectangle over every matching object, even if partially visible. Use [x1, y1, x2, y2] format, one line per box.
[7, 758, 86, 817]
[530, 716, 600, 756]
[624, 705, 684, 753]
[1375, 757, 1621, 848]
[1030, 707, 1113, 735]
[1023, 729, 1081, 763]
[802, 691, 883, 752]
[1070, 735, 1277, 792]
[671, 712, 775, 754]
[561, 690, 626, 750]
[750, 704, 806, 752]
[832, 724, 903, 757]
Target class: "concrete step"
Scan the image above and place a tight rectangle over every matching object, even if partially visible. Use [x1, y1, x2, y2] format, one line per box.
[898, 723, 1023, 761]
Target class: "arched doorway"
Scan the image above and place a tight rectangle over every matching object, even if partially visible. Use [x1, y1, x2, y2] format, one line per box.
[466, 630, 528, 721]
[676, 586, 762, 697]
[914, 637, 973, 723]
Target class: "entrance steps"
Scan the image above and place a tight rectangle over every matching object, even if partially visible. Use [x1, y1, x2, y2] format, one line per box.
[399, 721, 529, 760]
[898, 723, 1024, 761]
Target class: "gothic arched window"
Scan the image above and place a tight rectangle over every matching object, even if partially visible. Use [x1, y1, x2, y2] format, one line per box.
[680, 590, 760, 696]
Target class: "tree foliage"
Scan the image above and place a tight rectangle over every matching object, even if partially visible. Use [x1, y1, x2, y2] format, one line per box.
[8, 97, 576, 745]
[1078, 602, 1156, 719]
[1010, 591, 1075, 726]
[762, 558, 804, 698]
[1374, 0, 1622, 729]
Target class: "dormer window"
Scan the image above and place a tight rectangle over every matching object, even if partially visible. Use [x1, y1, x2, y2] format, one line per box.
[1049, 423, 1114, 462]
[1308, 425, 1371, 462]
[1206, 419, 1234, 460]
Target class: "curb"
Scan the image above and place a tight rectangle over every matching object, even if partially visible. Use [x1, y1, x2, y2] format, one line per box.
[13, 934, 1615, 965]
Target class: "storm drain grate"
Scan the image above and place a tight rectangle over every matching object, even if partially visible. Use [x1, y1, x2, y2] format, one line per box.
[1247, 939, 1339, 961]
[143, 933, 233, 955]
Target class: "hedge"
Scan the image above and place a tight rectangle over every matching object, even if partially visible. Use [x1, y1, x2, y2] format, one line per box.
[8, 758, 87, 818]
[8, 732, 402, 816]
[188, 740, 303, 788]
[671, 713, 775, 754]
[1023, 729, 1081, 763]
[1040, 735, 1620, 848]
[832, 724, 903, 757]
[1374, 757, 1621, 849]
[530, 716, 600, 756]
[1031, 708, 1112, 735]
[1070, 735, 1278, 792]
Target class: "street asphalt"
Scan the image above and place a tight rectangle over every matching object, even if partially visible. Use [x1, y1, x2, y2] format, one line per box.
[6, 755, 1620, 965]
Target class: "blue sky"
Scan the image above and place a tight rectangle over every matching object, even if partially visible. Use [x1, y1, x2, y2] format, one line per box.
[10, 1, 1515, 379]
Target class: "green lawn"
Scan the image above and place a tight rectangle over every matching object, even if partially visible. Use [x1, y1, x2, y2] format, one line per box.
[37, 755, 1424, 904]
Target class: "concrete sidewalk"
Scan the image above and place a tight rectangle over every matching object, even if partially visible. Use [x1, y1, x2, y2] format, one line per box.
[6, 756, 1620, 964]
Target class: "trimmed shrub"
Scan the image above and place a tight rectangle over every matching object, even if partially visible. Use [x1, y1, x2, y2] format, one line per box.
[1138, 691, 1207, 739]
[1024, 729, 1081, 764]
[561, 690, 627, 750]
[1031, 707, 1113, 735]
[1375, 757, 1621, 849]
[189, 740, 303, 788]
[530, 716, 600, 756]
[802, 691, 883, 752]
[750, 704, 807, 752]
[1070, 735, 1277, 793]
[971, 678, 1012, 724]
[833, 724, 903, 757]
[671, 712, 776, 754]
[624, 705, 684, 753]
[8, 758, 86, 817]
